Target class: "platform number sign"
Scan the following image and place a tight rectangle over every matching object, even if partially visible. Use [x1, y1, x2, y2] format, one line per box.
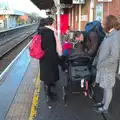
[73, 0, 85, 4]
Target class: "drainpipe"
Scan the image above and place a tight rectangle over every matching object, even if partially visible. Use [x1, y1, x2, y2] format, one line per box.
[90, 0, 94, 22]
[108, 2, 110, 15]
[78, 5, 81, 30]
[72, 7, 74, 28]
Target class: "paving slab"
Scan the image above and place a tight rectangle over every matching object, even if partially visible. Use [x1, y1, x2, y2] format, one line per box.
[36, 70, 104, 120]
[5, 59, 39, 120]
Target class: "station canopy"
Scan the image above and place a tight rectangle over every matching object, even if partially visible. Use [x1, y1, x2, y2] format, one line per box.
[31, 0, 72, 9]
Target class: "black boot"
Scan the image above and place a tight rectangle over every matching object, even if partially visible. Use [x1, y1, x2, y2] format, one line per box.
[50, 91, 57, 97]
[51, 83, 56, 88]
[44, 85, 52, 102]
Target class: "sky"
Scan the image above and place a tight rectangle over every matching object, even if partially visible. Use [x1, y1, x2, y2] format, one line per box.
[0, 0, 47, 17]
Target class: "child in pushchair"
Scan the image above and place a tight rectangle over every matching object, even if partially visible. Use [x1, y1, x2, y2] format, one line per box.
[60, 35, 73, 71]
[62, 54, 95, 102]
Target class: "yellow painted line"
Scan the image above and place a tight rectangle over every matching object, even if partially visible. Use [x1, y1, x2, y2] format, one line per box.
[29, 72, 40, 120]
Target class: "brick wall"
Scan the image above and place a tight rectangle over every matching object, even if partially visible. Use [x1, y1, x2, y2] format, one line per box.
[69, 4, 82, 31]
[68, 0, 120, 31]
[81, 0, 90, 30]
[95, 0, 120, 22]
[68, 0, 91, 31]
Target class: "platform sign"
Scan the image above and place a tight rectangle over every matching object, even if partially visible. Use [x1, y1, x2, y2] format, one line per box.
[57, 4, 73, 8]
[98, 0, 112, 2]
[73, 0, 85, 4]
[81, 15, 88, 21]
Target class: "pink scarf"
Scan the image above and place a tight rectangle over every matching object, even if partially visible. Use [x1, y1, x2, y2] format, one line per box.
[45, 26, 62, 56]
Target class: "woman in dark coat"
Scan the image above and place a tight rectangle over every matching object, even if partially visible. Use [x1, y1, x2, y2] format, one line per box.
[38, 17, 62, 102]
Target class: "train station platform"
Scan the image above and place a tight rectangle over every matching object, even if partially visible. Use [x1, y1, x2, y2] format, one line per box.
[0, 44, 39, 120]
[0, 43, 120, 120]
[35, 71, 120, 120]
[0, 24, 37, 33]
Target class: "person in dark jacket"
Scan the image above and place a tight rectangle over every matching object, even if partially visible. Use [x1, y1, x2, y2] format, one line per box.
[38, 17, 62, 102]
[85, 29, 99, 57]
[72, 30, 99, 58]
[39, 18, 47, 27]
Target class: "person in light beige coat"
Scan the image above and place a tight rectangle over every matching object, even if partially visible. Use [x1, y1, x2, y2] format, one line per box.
[93, 15, 120, 113]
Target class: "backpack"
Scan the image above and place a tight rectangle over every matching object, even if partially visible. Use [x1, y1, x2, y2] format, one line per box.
[85, 20, 105, 45]
[29, 34, 45, 60]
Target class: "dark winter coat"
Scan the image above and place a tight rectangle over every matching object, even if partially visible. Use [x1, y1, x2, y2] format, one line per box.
[85, 31, 99, 57]
[38, 27, 59, 85]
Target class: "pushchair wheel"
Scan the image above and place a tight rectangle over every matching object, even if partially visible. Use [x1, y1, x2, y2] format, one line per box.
[91, 82, 96, 88]
[88, 86, 94, 99]
[63, 86, 67, 102]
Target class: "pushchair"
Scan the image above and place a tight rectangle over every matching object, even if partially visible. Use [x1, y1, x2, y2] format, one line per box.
[62, 54, 95, 103]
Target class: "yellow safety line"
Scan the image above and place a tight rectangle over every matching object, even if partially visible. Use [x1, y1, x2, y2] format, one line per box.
[29, 72, 40, 120]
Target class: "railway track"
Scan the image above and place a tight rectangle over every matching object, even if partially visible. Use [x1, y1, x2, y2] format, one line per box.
[0, 31, 36, 74]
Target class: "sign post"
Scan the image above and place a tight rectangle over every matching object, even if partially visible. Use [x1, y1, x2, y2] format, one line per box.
[56, 0, 61, 41]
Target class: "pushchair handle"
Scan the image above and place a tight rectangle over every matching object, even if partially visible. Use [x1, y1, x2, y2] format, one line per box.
[68, 55, 93, 61]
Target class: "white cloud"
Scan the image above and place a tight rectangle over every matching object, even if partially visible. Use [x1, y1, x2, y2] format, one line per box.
[0, 0, 48, 17]
[39, 10, 48, 18]
[0, 0, 40, 13]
